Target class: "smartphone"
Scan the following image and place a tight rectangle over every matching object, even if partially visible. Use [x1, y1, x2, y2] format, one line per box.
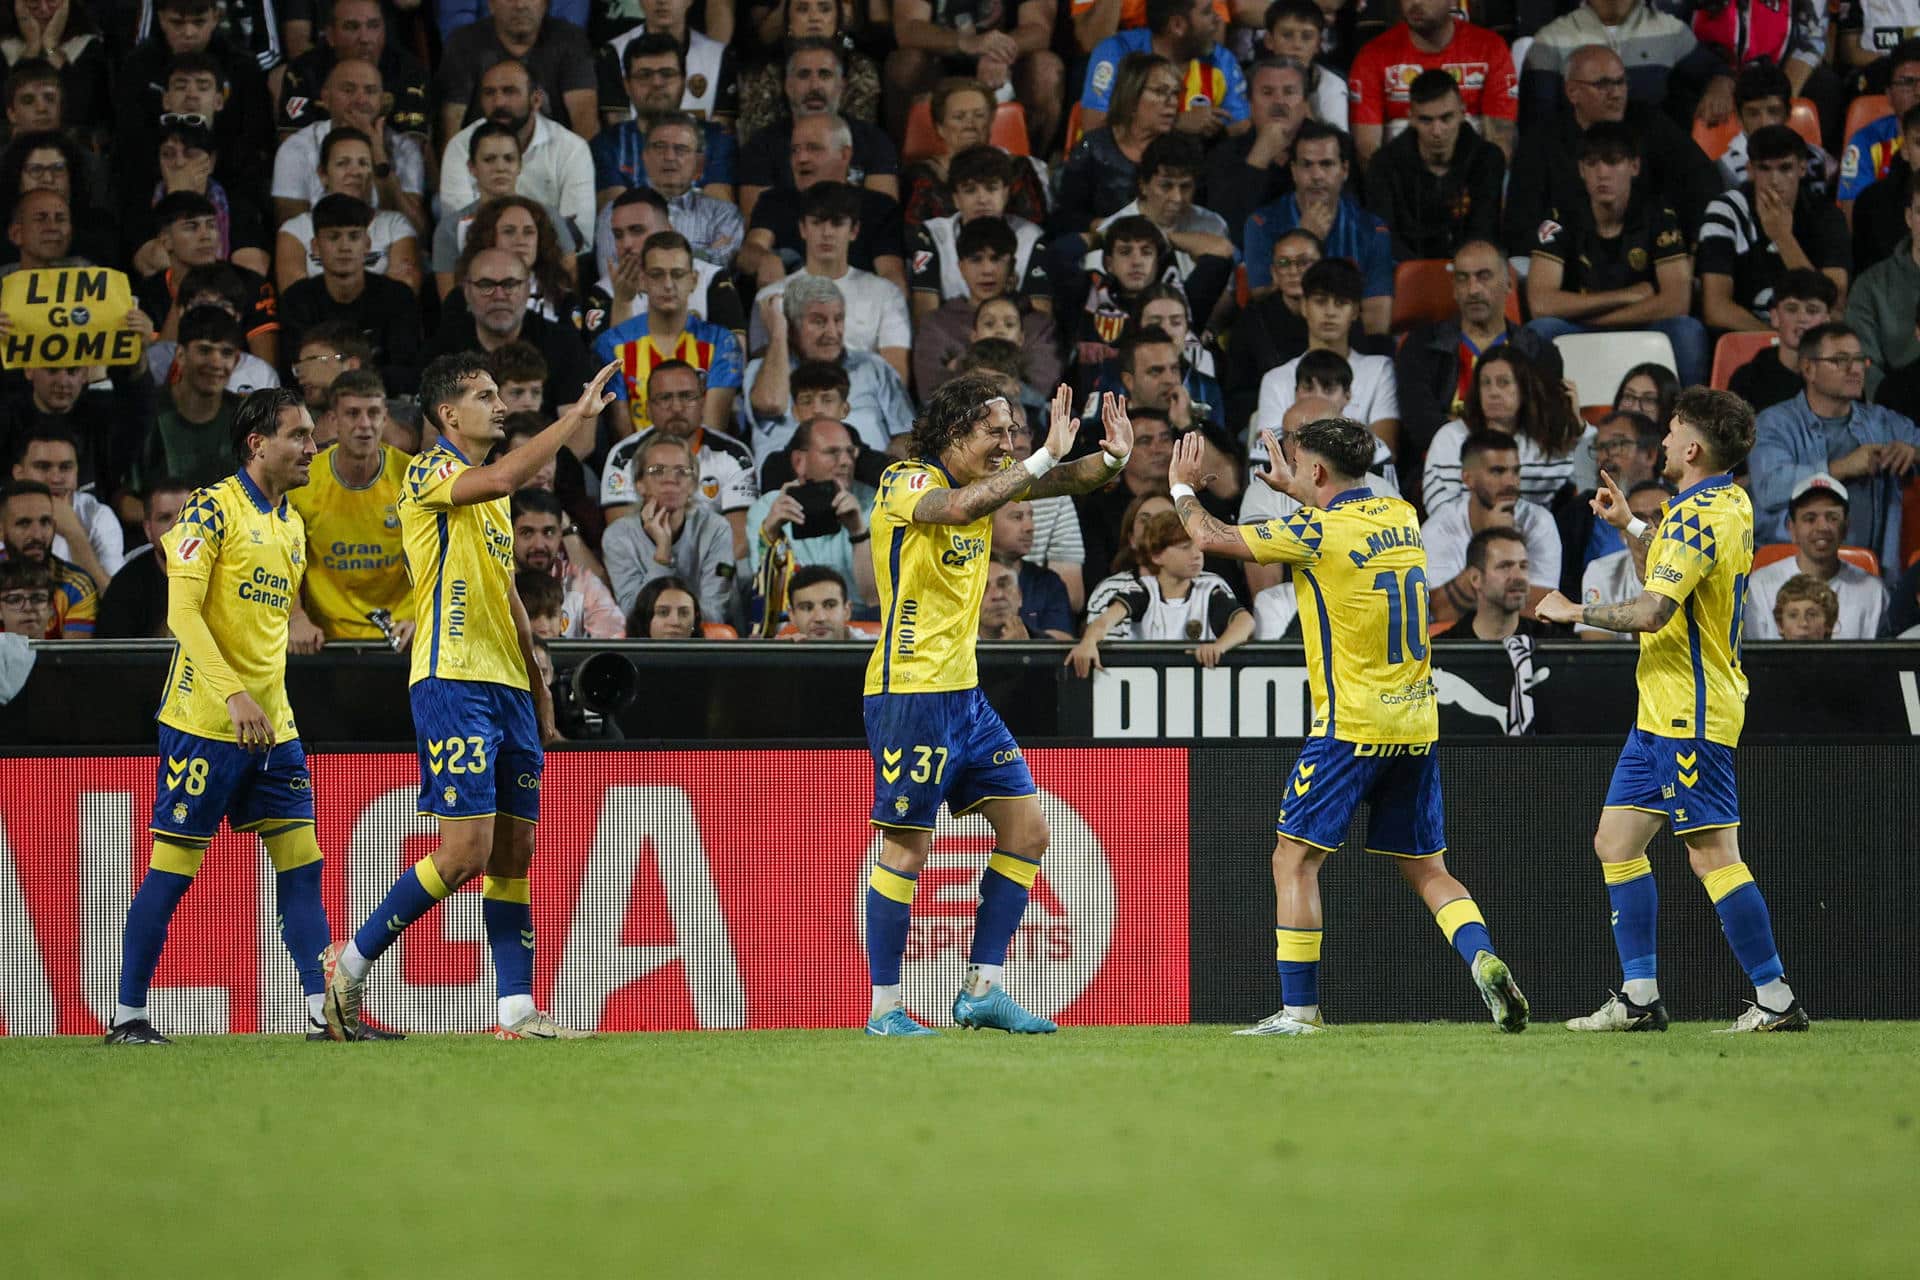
[791, 481, 841, 541]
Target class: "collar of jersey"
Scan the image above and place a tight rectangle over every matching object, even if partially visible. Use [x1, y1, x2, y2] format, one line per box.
[1668, 473, 1733, 508]
[918, 456, 959, 486]
[235, 466, 288, 519]
[436, 435, 473, 465]
[1326, 486, 1372, 508]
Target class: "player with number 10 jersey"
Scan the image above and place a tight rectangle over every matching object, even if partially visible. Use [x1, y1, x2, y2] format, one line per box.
[1167, 417, 1529, 1037]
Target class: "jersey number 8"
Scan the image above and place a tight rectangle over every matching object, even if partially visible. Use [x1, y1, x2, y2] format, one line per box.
[1371, 568, 1430, 665]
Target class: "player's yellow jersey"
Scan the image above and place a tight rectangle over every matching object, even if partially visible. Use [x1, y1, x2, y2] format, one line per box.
[1242, 488, 1438, 744]
[1636, 474, 1753, 746]
[287, 443, 414, 640]
[863, 459, 992, 695]
[156, 471, 306, 743]
[400, 437, 529, 691]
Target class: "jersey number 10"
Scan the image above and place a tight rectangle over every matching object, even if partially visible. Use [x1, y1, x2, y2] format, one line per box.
[1371, 568, 1430, 665]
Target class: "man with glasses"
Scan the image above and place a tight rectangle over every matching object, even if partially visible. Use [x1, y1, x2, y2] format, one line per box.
[591, 230, 742, 436]
[599, 359, 757, 560]
[0, 559, 56, 639]
[1504, 45, 1722, 256]
[593, 0, 735, 129]
[744, 416, 877, 607]
[422, 246, 596, 420]
[1520, 0, 1725, 117]
[1753, 321, 1920, 572]
[1837, 38, 1920, 216]
[602, 433, 735, 619]
[590, 35, 738, 207]
[1553, 410, 1662, 594]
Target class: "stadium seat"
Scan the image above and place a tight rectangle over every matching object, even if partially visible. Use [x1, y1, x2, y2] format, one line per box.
[1387, 259, 1524, 332]
[1843, 94, 1893, 152]
[1787, 98, 1822, 150]
[900, 100, 1030, 163]
[1710, 331, 1777, 390]
[1754, 543, 1881, 576]
[1064, 102, 1084, 157]
[1234, 261, 1249, 307]
[1553, 330, 1676, 411]
[1391, 260, 1455, 332]
[774, 622, 882, 638]
[1692, 114, 1742, 162]
[701, 622, 739, 640]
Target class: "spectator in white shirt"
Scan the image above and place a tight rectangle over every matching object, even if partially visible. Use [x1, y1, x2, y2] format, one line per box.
[9, 426, 122, 583]
[275, 127, 423, 295]
[1423, 346, 1592, 515]
[1426, 431, 1563, 625]
[750, 181, 911, 383]
[269, 59, 427, 232]
[1744, 473, 1890, 639]
[1262, 0, 1347, 128]
[1251, 258, 1399, 454]
[439, 58, 594, 246]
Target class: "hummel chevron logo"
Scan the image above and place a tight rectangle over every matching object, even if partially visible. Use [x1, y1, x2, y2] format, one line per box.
[165, 754, 188, 789]
[880, 747, 903, 784]
[519, 929, 535, 948]
[426, 739, 445, 775]
[386, 915, 406, 933]
[1298, 763, 1316, 778]
[1293, 775, 1312, 797]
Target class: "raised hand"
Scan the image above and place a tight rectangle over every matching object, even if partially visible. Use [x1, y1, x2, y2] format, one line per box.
[1169, 430, 1212, 491]
[1099, 391, 1133, 461]
[1589, 469, 1632, 530]
[571, 361, 621, 421]
[1255, 429, 1296, 494]
[1042, 382, 1081, 459]
[1534, 590, 1583, 626]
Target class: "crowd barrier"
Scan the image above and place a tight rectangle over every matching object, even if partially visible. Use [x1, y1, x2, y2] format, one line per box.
[3, 741, 1914, 1034]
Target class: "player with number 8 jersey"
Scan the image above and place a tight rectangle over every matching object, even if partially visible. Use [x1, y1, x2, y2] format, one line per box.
[1168, 417, 1529, 1037]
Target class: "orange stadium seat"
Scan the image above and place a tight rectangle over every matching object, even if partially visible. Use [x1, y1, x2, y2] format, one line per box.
[901, 100, 1031, 164]
[1388, 259, 1523, 332]
[1787, 98, 1822, 150]
[1753, 543, 1881, 576]
[1692, 114, 1742, 162]
[1710, 332, 1776, 390]
[1063, 102, 1084, 157]
[701, 622, 739, 640]
[1903, 472, 1920, 572]
[1844, 94, 1893, 151]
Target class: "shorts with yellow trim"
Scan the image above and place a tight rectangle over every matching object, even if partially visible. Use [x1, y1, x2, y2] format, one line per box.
[411, 677, 542, 823]
[149, 726, 315, 841]
[1276, 736, 1446, 858]
[863, 688, 1034, 830]
[1604, 728, 1737, 834]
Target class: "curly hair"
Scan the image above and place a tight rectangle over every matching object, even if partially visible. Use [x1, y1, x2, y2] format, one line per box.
[910, 371, 1007, 461]
[455, 196, 573, 312]
[1293, 417, 1377, 481]
[1674, 386, 1756, 472]
[1465, 346, 1584, 459]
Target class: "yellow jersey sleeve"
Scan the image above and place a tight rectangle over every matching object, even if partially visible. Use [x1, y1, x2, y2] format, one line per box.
[405, 446, 465, 510]
[289, 445, 414, 640]
[1240, 509, 1329, 566]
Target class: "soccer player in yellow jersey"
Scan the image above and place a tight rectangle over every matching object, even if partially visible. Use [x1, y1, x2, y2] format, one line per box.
[1166, 418, 1530, 1037]
[106, 390, 381, 1044]
[286, 370, 416, 649]
[1538, 389, 1809, 1033]
[862, 375, 1133, 1036]
[325, 353, 620, 1042]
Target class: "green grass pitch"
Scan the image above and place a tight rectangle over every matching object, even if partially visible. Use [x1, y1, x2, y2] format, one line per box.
[4, 1024, 1918, 1278]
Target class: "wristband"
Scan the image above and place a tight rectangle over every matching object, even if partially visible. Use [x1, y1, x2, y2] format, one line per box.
[849, 528, 870, 544]
[1101, 449, 1130, 472]
[1170, 482, 1197, 502]
[1626, 518, 1649, 539]
[1023, 446, 1057, 478]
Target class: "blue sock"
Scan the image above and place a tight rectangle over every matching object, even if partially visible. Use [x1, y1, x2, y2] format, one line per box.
[968, 850, 1040, 966]
[1604, 856, 1660, 987]
[1276, 927, 1321, 1007]
[351, 857, 453, 968]
[1705, 864, 1785, 987]
[1434, 898, 1493, 968]
[117, 858, 197, 1009]
[274, 861, 331, 998]
[482, 877, 534, 999]
[865, 864, 917, 986]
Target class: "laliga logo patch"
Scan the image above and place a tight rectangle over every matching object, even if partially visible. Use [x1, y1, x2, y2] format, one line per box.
[176, 536, 204, 562]
[856, 788, 1115, 1024]
[1091, 60, 1115, 94]
[907, 471, 931, 491]
[1537, 219, 1562, 243]
[910, 250, 933, 275]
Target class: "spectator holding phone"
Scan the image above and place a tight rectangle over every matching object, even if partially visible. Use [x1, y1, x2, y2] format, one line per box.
[746, 417, 877, 607]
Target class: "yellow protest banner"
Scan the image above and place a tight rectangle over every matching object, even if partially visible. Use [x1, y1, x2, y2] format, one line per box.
[1, 267, 140, 370]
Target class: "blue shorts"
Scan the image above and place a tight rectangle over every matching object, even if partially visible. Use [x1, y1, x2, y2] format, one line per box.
[1603, 728, 1738, 834]
[864, 688, 1036, 830]
[149, 725, 315, 840]
[1276, 736, 1447, 858]
[411, 678, 543, 823]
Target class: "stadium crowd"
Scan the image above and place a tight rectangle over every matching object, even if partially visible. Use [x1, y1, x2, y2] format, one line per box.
[4, 0, 1920, 656]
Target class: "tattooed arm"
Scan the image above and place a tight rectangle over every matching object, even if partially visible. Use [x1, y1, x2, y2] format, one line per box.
[1537, 587, 1677, 632]
[1172, 490, 1260, 560]
[910, 462, 1042, 526]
